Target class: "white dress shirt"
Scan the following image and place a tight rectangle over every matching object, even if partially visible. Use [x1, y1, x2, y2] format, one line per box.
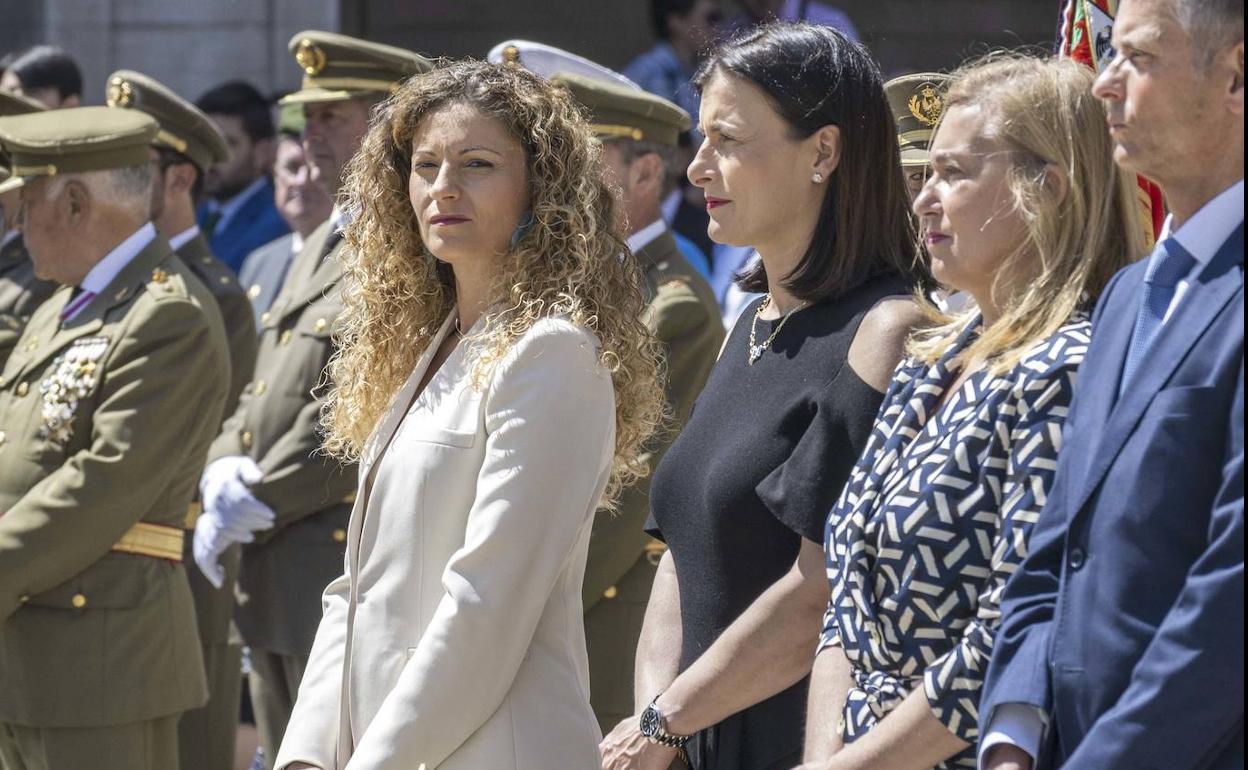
[167, 224, 200, 252]
[978, 177, 1244, 768]
[1, 229, 19, 252]
[626, 218, 667, 255]
[79, 222, 157, 296]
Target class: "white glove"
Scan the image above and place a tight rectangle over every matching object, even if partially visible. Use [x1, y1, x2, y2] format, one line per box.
[199, 456, 275, 536]
[192, 511, 236, 589]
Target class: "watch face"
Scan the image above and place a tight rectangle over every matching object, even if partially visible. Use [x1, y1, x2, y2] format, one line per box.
[640, 705, 661, 738]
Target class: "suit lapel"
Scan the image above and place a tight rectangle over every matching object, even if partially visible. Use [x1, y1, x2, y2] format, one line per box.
[1070, 224, 1244, 517]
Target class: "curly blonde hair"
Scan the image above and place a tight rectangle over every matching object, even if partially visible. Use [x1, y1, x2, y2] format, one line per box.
[320, 60, 664, 508]
[908, 53, 1147, 374]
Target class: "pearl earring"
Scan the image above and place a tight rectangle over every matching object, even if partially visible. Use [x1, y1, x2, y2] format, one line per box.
[812, 172, 824, 183]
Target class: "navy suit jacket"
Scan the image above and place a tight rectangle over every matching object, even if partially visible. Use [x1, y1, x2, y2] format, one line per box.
[982, 224, 1245, 769]
[197, 177, 290, 273]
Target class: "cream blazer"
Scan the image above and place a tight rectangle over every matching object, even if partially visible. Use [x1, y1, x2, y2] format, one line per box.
[275, 314, 615, 770]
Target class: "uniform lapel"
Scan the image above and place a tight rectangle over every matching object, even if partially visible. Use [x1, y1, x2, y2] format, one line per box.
[274, 219, 343, 323]
[1070, 224, 1244, 518]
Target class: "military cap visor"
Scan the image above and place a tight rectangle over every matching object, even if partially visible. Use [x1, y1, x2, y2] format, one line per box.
[550, 72, 690, 147]
[0, 106, 160, 193]
[885, 72, 949, 169]
[280, 30, 433, 105]
[105, 70, 228, 172]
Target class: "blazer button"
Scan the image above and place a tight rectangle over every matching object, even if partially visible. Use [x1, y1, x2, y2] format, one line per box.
[71, 593, 87, 609]
[1068, 546, 1086, 571]
[332, 528, 347, 543]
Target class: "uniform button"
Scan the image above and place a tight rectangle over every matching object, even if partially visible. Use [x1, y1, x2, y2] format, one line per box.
[18, 594, 29, 604]
[247, 284, 262, 299]
[201, 257, 213, 265]
[71, 593, 87, 609]
[260, 312, 272, 325]
[15, 382, 29, 397]
[1068, 546, 1086, 571]
[241, 430, 254, 449]
[24, 338, 37, 352]
[253, 380, 267, 396]
[218, 276, 231, 286]
[279, 330, 293, 346]
[313, 318, 328, 333]
[603, 586, 619, 600]
[332, 528, 347, 543]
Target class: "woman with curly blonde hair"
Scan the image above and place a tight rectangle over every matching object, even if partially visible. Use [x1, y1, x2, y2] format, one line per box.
[275, 60, 663, 770]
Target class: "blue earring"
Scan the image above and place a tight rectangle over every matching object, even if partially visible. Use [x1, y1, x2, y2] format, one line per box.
[510, 211, 534, 249]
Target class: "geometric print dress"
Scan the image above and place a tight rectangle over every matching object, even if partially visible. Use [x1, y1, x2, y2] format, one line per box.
[819, 314, 1090, 769]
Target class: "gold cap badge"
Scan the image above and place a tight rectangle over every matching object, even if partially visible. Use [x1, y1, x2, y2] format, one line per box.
[908, 84, 943, 127]
[295, 39, 328, 76]
[150, 268, 168, 284]
[106, 77, 134, 108]
[502, 45, 521, 65]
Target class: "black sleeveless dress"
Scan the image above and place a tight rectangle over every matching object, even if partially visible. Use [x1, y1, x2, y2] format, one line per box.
[646, 274, 908, 769]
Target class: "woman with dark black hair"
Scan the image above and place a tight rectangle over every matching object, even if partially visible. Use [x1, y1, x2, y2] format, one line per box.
[601, 22, 931, 770]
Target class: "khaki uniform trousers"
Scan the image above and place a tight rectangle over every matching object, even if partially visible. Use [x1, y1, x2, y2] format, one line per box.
[248, 648, 309, 770]
[0, 715, 178, 770]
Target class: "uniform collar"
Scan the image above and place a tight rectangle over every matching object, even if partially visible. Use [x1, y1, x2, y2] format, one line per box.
[1160, 178, 1244, 268]
[168, 223, 200, 252]
[79, 222, 157, 295]
[626, 219, 667, 256]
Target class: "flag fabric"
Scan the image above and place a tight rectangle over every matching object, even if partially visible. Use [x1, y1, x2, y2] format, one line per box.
[1059, 0, 1166, 246]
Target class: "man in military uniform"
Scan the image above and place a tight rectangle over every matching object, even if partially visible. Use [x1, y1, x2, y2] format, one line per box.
[0, 107, 231, 770]
[496, 42, 724, 731]
[193, 31, 432, 769]
[883, 72, 949, 202]
[0, 90, 56, 367]
[104, 68, 259, 770]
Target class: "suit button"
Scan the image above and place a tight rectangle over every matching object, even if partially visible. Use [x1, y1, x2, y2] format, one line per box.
[1068, 546, 1086, 571]
[15, 382, 29, 397]
[603, 586, 619, 600]
[332, 528, 347, 543]
[71, 593, 87, 609]
[253, 380, 267, 396]
[241, 430, 254, 449]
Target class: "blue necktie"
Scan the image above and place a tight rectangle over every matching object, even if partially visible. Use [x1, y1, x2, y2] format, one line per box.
[1119, 237, 1198, 394]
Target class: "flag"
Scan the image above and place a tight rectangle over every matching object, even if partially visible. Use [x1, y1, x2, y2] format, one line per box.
[1059, 0, 1166, 246]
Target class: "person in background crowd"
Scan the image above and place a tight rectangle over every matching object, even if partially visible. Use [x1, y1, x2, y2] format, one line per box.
[883, 72, 949, 202]
[194, 32, 432, 770]
[601, 23, 929, 770]
[624, 0, 724, 130]
[276, 58, 663, 770]
[799, 54, 1143, 770]
[982, 0, 1244, 768]
[0, 106, 230, 770]
[0, 46, 82, 108]
[104, 68, 259, 770]
[239, 106, 333, 327]
[0, 90, 55, 368]
[195, 81, 289, 273]
[722, 0, 860, 42]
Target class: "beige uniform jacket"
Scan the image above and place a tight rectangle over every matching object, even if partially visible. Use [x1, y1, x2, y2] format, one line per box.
[582, 229, 723, 723]
[0, 234, 57, 368]
[206, 218, 355, 654]
[0, 234, 230, 727]
[276, 315, 614, 770]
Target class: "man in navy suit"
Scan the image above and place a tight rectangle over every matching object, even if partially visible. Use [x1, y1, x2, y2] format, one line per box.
[981, 1, 1244, 769]
[195, 81, 289, 273]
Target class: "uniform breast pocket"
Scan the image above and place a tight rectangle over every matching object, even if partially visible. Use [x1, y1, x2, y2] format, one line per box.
[280, 312, 340, 398]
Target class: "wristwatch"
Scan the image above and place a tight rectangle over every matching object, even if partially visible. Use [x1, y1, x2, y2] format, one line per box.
[640, 696, 691, 750]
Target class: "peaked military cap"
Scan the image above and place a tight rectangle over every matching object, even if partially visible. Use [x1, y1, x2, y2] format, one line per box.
[280, 30, 433, 105]
[487, 40, 638, 90]
[885, 72, 950, 167]
[1, 89, 47, 118]
[105, 69, 228, 173]
[551, 72, 690, 147]
[0, 106, 158, 193]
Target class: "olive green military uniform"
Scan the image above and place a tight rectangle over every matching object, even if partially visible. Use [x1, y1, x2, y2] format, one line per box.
[209, 32, 432, 767]
[0, 107, 232, 770]
[535, 68, 726, 730]
[0, 232, 56, 368]
[105, 68, 261, 770]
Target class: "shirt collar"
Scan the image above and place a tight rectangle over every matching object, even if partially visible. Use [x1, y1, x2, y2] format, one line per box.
[80, 222, 157, 294]
[0, 229, 19, 251]
[626, 219, 668, 255]
[290, 232, 304, 255]
[211, 176, 270, 233]
[168, 224, 200, 252]
[1159, 178, 1244, 267]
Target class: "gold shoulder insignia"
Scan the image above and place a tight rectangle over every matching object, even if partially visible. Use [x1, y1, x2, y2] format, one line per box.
[150, 268, 169, 284]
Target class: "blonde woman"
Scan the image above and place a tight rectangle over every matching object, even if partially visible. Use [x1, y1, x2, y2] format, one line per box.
[274, 60, 662, 770]
[799, 55, 1145, 770]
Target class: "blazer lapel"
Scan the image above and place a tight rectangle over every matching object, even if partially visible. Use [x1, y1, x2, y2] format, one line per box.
[1070, 224, 1244, 517]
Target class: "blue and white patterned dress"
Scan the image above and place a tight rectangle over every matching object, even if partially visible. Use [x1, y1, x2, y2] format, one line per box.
[819, 315, 1090, 769]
